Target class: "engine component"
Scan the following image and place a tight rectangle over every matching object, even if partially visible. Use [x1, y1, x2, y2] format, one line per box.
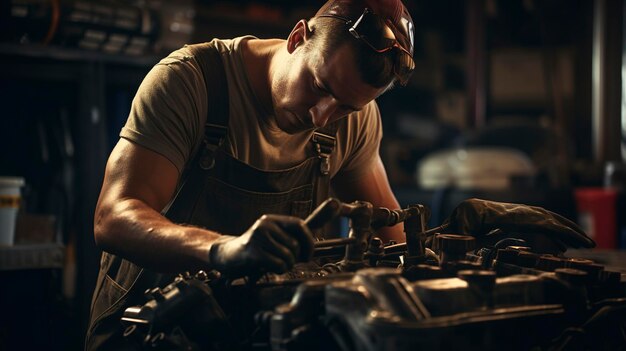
[121, 199, 626, 350]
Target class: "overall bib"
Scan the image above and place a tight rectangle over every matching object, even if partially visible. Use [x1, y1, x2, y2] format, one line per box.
[85, 43, 340, 350]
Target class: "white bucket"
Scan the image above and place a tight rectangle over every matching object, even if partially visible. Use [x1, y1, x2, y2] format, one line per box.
[0, 177, 25, 246]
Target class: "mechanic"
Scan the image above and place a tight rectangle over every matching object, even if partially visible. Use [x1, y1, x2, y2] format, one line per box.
[86, 0, 414, 349]
[85, 0, 597, 348]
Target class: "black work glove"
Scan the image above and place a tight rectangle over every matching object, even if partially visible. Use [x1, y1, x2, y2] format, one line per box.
[442, 198, 595, 253]
[207, 214, 315, 278]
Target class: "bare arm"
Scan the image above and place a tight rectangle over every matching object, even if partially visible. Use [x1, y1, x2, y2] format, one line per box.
[94, 138, 218, 272]
[95, 139, 313, 275]
[332, 155, 405, 243]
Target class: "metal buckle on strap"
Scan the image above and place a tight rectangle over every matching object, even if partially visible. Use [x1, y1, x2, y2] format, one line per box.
[312, 132, 336, 175]
[204, 123, 228, 147]
[200, 124, 228, 170]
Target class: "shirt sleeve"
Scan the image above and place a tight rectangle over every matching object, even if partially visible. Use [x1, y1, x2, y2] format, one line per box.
[334, 101, 383, 182]
[120, 50, 206, 174]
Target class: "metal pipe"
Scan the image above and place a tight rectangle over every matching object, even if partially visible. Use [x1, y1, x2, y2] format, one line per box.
[467, 0, 487, 128]
[592, 0, 623, 163]
[314, 237, 355, 249]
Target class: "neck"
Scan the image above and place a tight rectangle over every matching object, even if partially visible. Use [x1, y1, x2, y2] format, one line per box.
[241, 38, 285, 116]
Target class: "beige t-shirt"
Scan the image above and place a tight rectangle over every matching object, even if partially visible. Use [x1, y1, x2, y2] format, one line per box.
[121, 36, 382, 182]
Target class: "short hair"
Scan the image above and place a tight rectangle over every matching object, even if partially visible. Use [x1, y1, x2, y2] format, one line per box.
[307, 16, 397, 90]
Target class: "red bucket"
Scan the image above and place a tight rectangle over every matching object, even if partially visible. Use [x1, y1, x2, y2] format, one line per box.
[574, 187, 618, 249]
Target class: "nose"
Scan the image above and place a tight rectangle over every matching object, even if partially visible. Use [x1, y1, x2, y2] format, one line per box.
[309, 96, 338, 128]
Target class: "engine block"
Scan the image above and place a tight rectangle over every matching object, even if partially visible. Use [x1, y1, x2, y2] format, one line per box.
[121, 200, 626, 350]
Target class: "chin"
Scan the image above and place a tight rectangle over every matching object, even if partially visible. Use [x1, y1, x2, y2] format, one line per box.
[279, 125, 300, 135]
[274, 117, 299, 134]
[276, 110, 311, 134]
[282, 123, 311, 135]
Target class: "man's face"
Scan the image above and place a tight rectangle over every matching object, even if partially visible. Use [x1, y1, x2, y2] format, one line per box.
[271, 41, 386, 134]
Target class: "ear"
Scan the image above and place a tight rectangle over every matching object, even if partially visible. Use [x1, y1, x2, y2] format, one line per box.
[287, 19, 312, 54]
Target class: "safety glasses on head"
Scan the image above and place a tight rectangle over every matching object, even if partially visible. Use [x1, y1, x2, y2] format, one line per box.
[316, 1, 415, 86]
[347, 8, 414, 85]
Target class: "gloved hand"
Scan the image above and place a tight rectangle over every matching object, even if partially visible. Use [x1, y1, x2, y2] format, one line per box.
[207, 214, 314, 277]
[442, 198, 595, 253]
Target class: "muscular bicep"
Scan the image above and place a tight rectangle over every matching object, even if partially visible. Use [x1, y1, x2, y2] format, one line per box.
[93, 138, 216, 271]
[96, 138, 180, 217]
[333, 155, 395, 205]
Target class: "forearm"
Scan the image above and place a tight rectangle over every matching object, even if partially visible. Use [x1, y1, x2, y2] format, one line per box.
[94, 198, 222, 273]
[377, 222, 405, 244]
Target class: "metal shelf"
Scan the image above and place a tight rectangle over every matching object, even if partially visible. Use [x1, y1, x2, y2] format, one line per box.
[0, 42, 159, 67]
[0, 243, 64, 271]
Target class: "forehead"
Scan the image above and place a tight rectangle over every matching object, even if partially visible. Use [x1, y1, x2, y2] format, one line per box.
[308, 43, 384, 108]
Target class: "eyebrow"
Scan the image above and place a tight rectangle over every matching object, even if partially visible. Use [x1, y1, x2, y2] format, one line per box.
[317, 77, 361, 112]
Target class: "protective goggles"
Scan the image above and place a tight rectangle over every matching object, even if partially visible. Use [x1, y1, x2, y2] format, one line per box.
[319, 7, 415, 85]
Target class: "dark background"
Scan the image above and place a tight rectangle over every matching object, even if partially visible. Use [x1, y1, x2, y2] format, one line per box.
[0, 0, 624, 349]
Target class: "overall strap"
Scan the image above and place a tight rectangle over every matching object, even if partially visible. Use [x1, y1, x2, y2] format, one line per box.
[162, 43, 230, 223]
[194, 42, 230, 169]
[311, 121, 341, 210]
